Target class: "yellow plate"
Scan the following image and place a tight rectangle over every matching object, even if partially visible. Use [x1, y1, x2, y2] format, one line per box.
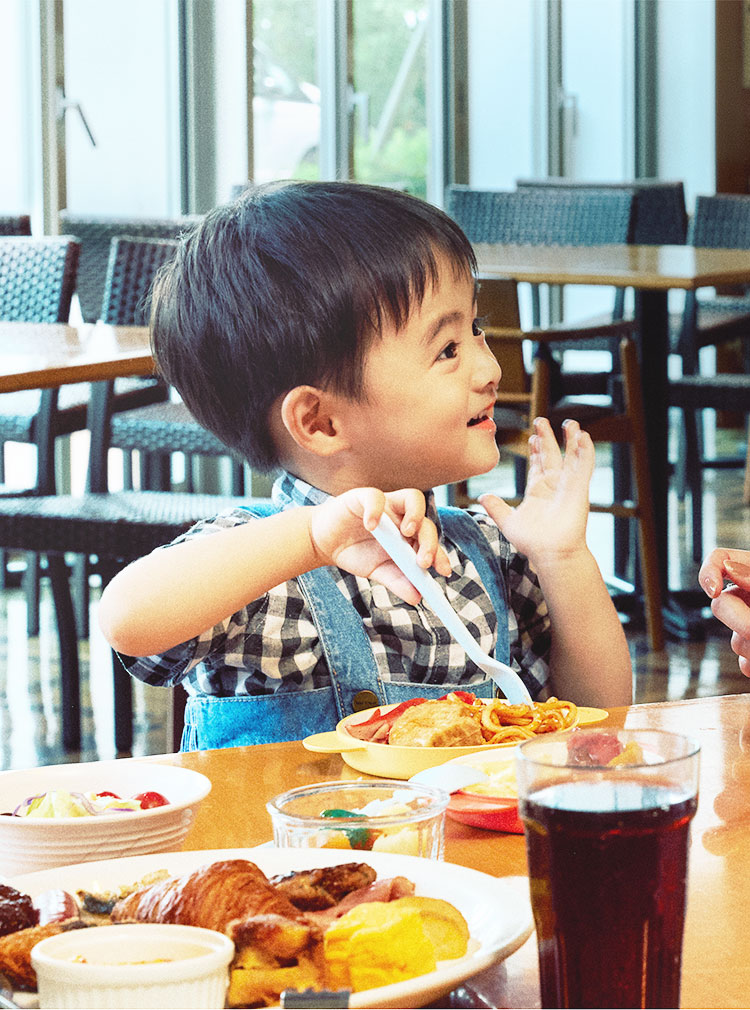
[302, 701, 584, 781]
[576, 707, 609, 726]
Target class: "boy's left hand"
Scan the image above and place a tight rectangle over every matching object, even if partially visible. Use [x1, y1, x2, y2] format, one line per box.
[478, 417, 594, 568]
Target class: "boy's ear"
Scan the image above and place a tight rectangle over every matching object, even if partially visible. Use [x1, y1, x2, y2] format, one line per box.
[280, 385, 351, 458]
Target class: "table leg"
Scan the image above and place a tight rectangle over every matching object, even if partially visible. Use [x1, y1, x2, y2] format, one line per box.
[635, 288, 711, 640]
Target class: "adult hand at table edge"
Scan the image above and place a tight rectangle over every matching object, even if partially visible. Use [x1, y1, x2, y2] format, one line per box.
[699, 548, 750, 678]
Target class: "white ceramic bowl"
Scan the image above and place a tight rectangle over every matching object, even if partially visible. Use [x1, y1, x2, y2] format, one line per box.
[267, 779, 449, 859]
[0, 759, 211, 876]
[31, 923, 234, 1009]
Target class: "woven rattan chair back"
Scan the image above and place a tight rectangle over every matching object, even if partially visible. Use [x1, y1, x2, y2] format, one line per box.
[59, 212, 200, 322]
[101, 236, 179, 327]
[689, 194, 750, 248]
[445, 185, 635, 246]
[0, 237, 79, 323]
[516, 179, 687, 246]
[0, 214, 32, 237]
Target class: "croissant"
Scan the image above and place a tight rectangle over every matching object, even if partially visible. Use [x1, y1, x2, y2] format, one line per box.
[111, 859, 302, 933]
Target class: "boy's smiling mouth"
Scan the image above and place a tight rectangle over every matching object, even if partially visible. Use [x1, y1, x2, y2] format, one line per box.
[467, 404, 496, 428]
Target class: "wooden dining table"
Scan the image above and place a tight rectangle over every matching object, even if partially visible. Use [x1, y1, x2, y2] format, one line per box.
[0, 320, 153, 393]
[473, 243, 750, 641]
[115, 693, 750, 1009]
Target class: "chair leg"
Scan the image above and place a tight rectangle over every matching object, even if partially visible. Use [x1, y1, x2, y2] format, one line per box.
[24, 552, 41, 637]
[72, 555, 90, 638]
[47, 552, 81, 751]
[683, 408, 704, 563]
[620, 338, 665, 651]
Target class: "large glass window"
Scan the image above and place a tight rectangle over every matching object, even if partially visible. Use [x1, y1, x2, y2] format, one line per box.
[252, 0, 320, 184]
[351, 0, 428, 197]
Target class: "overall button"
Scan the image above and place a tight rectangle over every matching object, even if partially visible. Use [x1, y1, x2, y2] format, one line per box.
[352, 690, 379, 712]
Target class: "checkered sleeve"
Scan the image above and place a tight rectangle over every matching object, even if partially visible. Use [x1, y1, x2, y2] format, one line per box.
[118, 508, 269, 690]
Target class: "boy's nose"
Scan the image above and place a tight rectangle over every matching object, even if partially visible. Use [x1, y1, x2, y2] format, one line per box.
[479, 339, 502, 392]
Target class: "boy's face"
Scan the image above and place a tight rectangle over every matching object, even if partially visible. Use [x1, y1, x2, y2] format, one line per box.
[338, 256, 502, 492]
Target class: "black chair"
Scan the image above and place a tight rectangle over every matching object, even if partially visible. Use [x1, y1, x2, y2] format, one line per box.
[0, 235, 265, 754]
[446, 184, 637, 388]
[516, 178, 688, 319]
[58, 212, 203, 489]
[0, 236, 80, 623]
[445, 185, 651, 602]
[473, 278, 664, 651]
[58, 211, 203, 323]
[0, 236, 81, 492]
[672, 194, 750, 561]
[0, 438, 260, 753]
[102, 240, 245, 495]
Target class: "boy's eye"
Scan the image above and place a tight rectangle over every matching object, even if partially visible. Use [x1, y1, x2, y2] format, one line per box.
[472, 317, 487, 336]
[438, 341, 459, 361]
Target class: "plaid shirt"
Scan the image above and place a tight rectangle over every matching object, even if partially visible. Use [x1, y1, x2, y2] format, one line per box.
[122, 472, 551, 699]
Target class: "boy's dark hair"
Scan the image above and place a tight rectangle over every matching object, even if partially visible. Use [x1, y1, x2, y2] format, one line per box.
[150, 180, 476, 470]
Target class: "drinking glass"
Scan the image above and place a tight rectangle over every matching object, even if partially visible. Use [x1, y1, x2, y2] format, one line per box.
[516, 728, 700, 1009]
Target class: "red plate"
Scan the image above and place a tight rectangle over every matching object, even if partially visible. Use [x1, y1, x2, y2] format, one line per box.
[447, 791, 523, 833]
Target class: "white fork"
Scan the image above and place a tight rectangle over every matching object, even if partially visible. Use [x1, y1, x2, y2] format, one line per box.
[371, 513, 533, 705]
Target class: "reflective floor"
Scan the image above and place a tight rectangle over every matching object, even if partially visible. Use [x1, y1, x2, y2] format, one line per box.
[2, 421, 750, 771]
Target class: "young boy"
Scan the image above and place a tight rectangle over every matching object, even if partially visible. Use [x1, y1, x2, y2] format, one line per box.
[98, 181, 632, 750]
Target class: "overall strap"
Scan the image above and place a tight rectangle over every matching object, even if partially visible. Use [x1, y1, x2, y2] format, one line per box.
[438, 506, 510, 666]
[240, 500, 384, 721]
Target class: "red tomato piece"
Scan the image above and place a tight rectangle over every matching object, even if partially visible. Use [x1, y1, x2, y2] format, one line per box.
[439, 690, 477, 705]
[133, 791, 169, 809]
[95, 791, 120, 799]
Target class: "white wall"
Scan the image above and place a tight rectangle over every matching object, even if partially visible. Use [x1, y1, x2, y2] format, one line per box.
[657, 0, 715, 212]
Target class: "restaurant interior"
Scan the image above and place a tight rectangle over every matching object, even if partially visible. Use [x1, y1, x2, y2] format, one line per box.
[1, 0, 750, 772]
[5, 5, 750, 1009]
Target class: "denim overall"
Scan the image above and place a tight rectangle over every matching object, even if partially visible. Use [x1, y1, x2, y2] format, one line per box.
[181, 504, 511, 750]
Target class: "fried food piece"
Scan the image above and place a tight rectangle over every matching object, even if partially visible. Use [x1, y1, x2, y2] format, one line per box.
[226, 914, 324, 1008]
[0, 920, 84, 990]
[111, 859, 302, 931]
[389, 699, 483, 747]
[269, 863, 377, 911]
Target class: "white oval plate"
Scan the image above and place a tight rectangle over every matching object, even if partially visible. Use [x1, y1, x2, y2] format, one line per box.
[10, 847, 533, 1010]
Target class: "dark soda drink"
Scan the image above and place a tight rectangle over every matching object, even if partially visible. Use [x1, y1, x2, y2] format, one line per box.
[521, 778, 697, 1009]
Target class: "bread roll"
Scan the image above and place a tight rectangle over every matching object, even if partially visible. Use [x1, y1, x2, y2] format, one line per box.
[389, 699, 483, 747]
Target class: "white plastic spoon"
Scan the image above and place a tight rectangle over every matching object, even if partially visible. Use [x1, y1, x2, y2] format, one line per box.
[371, 513, 533, 705]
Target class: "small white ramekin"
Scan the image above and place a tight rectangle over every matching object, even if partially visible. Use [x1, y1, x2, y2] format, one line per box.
[30, 923, 234, 1009]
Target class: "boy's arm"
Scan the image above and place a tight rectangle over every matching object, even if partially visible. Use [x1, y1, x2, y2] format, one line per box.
[480, 418, 633, 709]
[98, 487, 451, 658]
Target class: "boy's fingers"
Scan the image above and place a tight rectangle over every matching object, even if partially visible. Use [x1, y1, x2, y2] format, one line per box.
[351, 487, 387, 531]
[712, 587, 750, 638]
[723, 559, 750, 589]
[699, 549, 728, 596]
[370, 560, 421, 605]
[478, 492, 514, 528]
[532, 417, 562, 473]
[396, 488, 428, 538]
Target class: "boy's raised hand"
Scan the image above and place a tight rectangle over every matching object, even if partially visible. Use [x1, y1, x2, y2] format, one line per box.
[308, 487, 452, 605]
[478, 417, 594, 567]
